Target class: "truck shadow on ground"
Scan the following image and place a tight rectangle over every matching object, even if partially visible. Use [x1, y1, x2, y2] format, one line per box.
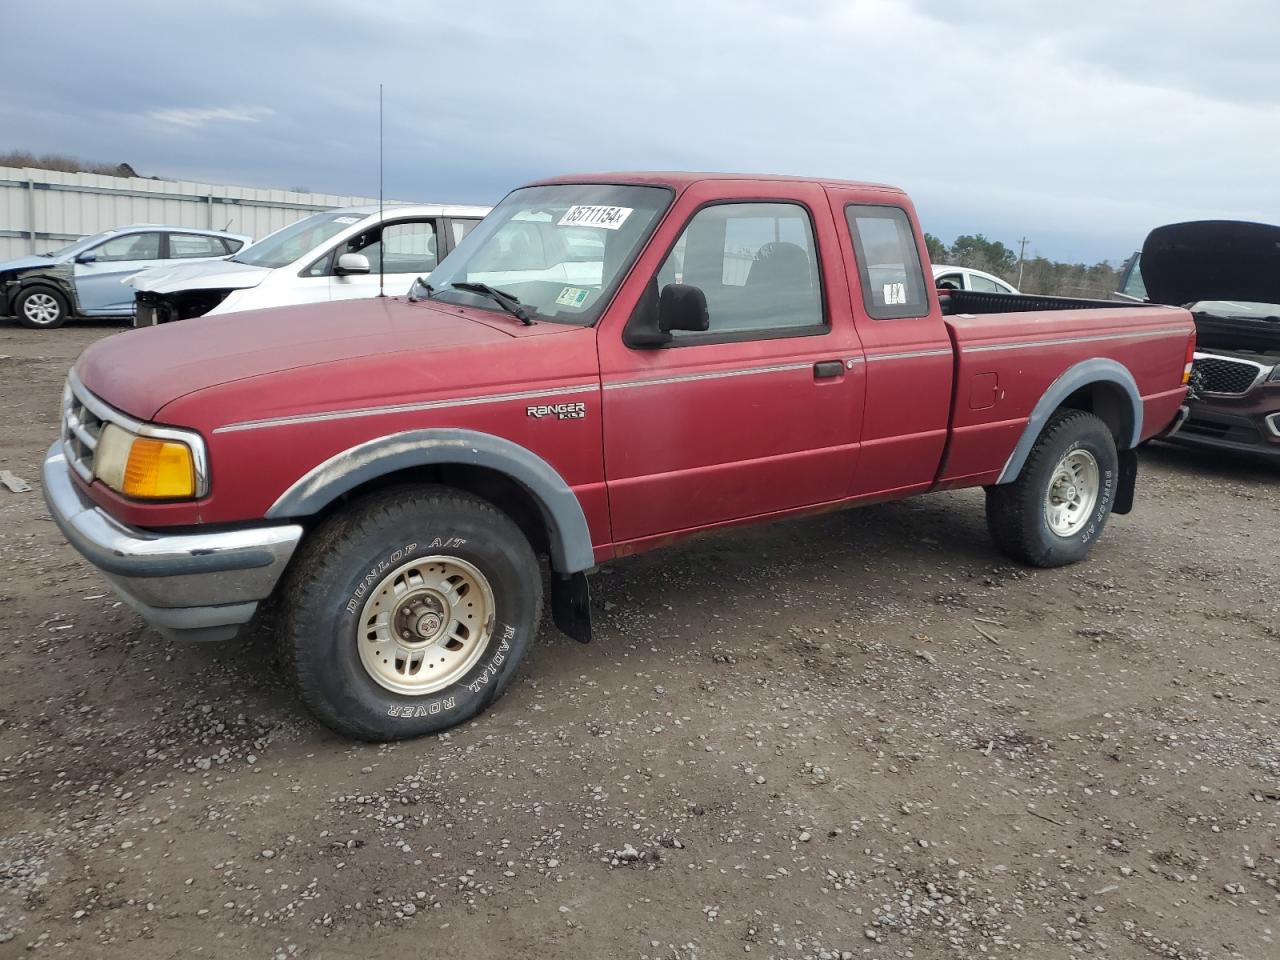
[173, 490, 999, 740]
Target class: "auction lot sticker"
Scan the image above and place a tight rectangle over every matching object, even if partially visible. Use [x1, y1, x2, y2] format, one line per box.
[558, 205, 633, 230]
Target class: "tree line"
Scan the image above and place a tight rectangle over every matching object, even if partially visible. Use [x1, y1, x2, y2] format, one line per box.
[925, 232, 1122, 299]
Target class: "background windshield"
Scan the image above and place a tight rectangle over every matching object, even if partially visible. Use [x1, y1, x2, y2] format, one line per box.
[232, 211, 366, 269]
[46, 231, 118, 258]
[425, 184, 671, 324]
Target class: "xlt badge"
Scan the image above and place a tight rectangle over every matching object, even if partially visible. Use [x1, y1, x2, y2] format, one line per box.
[527, 401, 586, 421]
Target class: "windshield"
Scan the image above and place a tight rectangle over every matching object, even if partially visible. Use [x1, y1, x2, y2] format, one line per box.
[44, 230, 120, 258]
[423, 184, 672, 324]
[231, 211, 367, 269]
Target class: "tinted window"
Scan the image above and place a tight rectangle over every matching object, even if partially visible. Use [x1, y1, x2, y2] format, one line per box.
[169, 234, 226, 259]
[222, 237, 245, 254]
[845, 205, 928, 319]
[658, 202, 823, 338]
[92, 232, 161, 262]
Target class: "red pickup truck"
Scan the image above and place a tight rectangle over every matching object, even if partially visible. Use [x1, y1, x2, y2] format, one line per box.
[44, 172, 1195, 740]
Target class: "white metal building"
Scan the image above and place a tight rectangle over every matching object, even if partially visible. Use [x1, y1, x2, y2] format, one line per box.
[0, 166, 412, 261]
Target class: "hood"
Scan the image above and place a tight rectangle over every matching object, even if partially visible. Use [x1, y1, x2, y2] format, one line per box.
[0, 254, 63, 274]
[75, 297, 572, 421]
[128, 257, 269, 293]
[1141, 220, 1280, 306]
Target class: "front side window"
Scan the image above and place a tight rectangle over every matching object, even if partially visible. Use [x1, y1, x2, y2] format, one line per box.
[233, 211, 367, 269]
[656, 202, 824, 337]
[424, 183, 672, 325]
[845, 205, 928, 319]
[92, 232, 161, 262]
[168, 233, 226, 259]
[340, 220, 437, 275]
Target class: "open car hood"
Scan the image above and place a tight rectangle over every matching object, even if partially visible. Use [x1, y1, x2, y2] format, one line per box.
[1141, 220, 1280, 306]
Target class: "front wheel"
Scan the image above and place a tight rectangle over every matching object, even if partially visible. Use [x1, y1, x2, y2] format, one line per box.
[985, 409, 1119, 567]
[280, 486, 542, 740]
[15, 286, 69, 329]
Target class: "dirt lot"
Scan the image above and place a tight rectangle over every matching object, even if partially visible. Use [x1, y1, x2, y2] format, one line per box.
[0, 320, 1276, 960]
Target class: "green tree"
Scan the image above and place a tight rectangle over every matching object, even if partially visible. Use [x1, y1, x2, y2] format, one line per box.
[923, 232, 949, 264]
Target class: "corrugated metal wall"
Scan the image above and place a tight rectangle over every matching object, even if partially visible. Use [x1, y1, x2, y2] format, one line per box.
[0, 167, 404, 260]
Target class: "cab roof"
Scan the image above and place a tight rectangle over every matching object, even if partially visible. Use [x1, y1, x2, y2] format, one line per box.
[528, 171, 905, 195]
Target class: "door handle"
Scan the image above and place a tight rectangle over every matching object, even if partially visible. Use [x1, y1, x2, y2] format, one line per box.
[813, 360, 844, 379]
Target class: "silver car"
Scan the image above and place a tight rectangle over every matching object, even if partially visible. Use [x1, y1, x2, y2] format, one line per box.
[0, 225, 250, 329]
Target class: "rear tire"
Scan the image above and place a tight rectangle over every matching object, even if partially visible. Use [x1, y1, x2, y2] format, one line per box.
[15, 286, 69, 329]
[986, 410, 1119, 568]
[280, 485, 542, 741]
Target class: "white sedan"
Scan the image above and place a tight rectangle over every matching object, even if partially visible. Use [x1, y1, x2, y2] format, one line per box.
[932, 264, 1019, 294]
[128, 202, 490, 324]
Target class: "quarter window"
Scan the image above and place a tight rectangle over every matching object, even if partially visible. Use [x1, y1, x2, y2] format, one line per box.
[657, 202, 824, 337]
[92, 232, 161, 262]
[845, 205, 928, 319]
[168, 234, 226, 258]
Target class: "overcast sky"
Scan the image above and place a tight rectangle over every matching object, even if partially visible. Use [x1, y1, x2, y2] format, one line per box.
[5, 0, 1278, 262]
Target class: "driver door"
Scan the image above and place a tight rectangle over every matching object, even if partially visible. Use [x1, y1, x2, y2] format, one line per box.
[74, 231, 164, 314]
[328, 219, 440, 301]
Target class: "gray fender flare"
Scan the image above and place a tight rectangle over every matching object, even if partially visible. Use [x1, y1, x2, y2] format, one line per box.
[996, 358, 1142, 484]
[266, 429, 596, 574]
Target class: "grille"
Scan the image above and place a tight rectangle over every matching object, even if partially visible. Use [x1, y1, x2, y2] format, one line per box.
[1193, 354, 1265, 395]
[60, 379, 106, 482]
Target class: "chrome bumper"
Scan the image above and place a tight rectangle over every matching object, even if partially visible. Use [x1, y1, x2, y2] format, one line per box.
[41, 442, 303, 641]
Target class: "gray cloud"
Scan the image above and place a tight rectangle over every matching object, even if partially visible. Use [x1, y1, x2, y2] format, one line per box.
[3, 0, 1278, 261]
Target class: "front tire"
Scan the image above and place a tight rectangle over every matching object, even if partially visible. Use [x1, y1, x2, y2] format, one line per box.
[986, 410, 1119, 567]
[280, 486, 542, 741]
[15, 286, 69, 329]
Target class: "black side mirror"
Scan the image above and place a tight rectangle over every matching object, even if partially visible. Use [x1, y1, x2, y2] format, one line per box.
[75, 253, 97, 264]
[659, 283, 709, 334]
[624, 282, 711, 348]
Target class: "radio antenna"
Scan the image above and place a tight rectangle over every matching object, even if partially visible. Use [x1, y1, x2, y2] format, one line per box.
[377, 81, 385, 298]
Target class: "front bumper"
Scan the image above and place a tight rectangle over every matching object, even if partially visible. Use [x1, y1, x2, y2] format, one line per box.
[42, 442, 303, 641]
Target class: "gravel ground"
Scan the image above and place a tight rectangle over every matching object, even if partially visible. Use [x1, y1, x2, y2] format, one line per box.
[1, 321, 1277, 960]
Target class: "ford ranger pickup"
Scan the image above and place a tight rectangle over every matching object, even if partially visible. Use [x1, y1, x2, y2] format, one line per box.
[43, 172, 1196, 740]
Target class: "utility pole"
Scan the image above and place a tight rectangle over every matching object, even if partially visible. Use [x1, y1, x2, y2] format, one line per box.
[1016, 237, 1030, 290]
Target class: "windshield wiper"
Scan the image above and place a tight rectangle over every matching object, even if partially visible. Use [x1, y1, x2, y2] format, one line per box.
[450, 282, 534, 325]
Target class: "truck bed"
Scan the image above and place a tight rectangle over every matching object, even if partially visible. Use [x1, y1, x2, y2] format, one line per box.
[935, 301, 1194, 487]
[939, 288, 1166, 316]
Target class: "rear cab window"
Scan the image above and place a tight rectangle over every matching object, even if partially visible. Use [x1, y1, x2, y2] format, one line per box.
[845, 205, 929, 319]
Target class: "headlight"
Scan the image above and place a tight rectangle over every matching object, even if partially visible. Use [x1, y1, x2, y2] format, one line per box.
[94, 423, 198, 499]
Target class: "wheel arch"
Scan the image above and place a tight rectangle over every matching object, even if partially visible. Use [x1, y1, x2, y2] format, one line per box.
[996, 359, 1142, 485]
[266, 429, 596, 574]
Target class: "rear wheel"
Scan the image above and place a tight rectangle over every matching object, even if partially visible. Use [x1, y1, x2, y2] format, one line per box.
[986, 409, 1118, 567]
[280, 486, 542, 741]
[15, 286, 69, 329]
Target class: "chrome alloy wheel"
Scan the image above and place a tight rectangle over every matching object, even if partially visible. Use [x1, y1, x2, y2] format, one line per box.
[23, 292, 61, 325]
[357, 556, 495, 695]
[1044, 449, 1100, 538]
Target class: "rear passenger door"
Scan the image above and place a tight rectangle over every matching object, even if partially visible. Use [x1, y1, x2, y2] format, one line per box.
[827, 191, 953, 497]
[598, 180, 865, 545]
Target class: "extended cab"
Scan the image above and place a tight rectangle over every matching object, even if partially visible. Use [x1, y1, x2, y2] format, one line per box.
[43, 173, 1195, 741]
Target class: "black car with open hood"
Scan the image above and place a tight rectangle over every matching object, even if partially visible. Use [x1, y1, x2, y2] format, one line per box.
[1117, 220, 1280, 461]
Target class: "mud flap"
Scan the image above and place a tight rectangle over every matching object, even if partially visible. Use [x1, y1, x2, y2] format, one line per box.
[1113, 449, 1138, 515]
[551, 571, 592, 644]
